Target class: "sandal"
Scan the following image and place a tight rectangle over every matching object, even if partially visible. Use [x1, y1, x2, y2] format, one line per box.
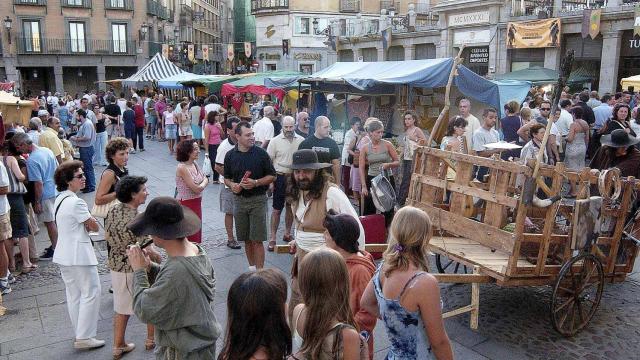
[267, 240, 276, 252]
[144, 338, 156, 351]
[113, 343, 135, 359]
[21, 264, 38, 274]
[282, 234, 293, 243]
[226, 240, 241, 249]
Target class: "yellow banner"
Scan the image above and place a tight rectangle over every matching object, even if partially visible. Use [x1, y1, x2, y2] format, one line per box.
[202, 45, 209, 61]
[188, 44, 195, 62]
[507, 18, 561, 49]
[161, 44, 169, 58]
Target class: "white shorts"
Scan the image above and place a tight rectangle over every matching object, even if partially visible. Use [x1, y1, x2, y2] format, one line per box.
[110, 271, 134, 315]
[38, 197, 55, 223]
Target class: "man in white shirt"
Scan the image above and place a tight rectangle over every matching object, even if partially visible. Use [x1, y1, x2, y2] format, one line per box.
[266, 116, 304, 251]
[214, 117, 241, 249]
[0, 160, 12, 294]
[204, 95, 226, 117]
[472, 108, 501, 181]
[286, 149, 364, 320]
[458, 98, 481, 150]
[253, 105, 275, 148]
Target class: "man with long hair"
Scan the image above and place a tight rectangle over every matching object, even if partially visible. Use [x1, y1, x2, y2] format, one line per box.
[285, 149, 364, 321]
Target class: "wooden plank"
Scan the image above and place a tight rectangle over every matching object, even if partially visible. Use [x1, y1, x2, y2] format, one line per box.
[419, 176, 518, 208]
[604, 180, 633, 274]
[506, 197, 528, 276]
[420, 153, 444, 204]
[417, 204, 515, 255]
[443, 305, 474, 319]
[522, 234, 569, 244]
[483, 169, 510, 229]
[449, 161, 475, 215]
[537, 162, 564, 276]
[421, 147, 532, 175]
[433, 273, 494, 284]
[470, 266, 480, 330]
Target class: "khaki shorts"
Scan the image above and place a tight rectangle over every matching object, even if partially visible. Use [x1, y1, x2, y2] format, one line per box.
[38, 197, 55, 223]
[110, 271, 134, 315]
[234, 194, 267, 242]
[0, 212, 12, 241]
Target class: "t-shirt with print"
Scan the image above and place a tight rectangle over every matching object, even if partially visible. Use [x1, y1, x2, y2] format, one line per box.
[0, 161, 10, 215]
[472, 127, 500, 152]
[26, 146, 58, 201]
[298, 135, 341, 165]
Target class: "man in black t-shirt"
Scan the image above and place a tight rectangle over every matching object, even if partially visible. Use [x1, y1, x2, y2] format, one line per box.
[297, 116, 341, 182]
[103, 96, 122, 139]
[224, 121, 276, 270]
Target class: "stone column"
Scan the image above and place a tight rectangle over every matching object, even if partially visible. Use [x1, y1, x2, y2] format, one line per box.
[494, 27, 508, 75]
[355, 47, 363, 61]
[437, 28, 452, 58]
[404, 43, 415, 61]
[544, 47, 562, 70]
[599, 31, 622, 94]
[377, 46, 386, 61]
[53, 65, 64, 94]
[97, 65, 106, 91]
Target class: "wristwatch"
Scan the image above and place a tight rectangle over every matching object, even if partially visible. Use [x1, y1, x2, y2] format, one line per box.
[253, 179, 258, 186]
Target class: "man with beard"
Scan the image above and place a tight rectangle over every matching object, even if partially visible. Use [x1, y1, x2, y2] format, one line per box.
[285, 149, 364, 320]
[295, 111, 310, 138]
[266, 116, 304, 251]
[590, 129, 640, 178]
[224, 121, 276, 270]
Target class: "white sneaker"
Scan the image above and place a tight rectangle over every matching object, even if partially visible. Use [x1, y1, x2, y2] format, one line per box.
[73, 338, 106, 349]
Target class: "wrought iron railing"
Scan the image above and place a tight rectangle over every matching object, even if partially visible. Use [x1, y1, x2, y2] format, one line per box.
[104, 0, 134, 10]
[511, 0, 552, 17]
[340, 0, 360, 12]
[61, 0, 91, 8]
[147, 0, 170, 19]
[14, 0, 47, 5]
[559, 0, 605, 14]
[250, 0, 289, 13]
[16, 37, 136, 55]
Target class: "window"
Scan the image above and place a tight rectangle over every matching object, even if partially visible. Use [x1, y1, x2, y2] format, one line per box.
[66, 0, 83, 5]
[295, 17, 310, 35]
[69, 22, 86, 53]
[109, 0, 125, 7]
[112, 23, 127, 53]
[22, 20, 41, 52]
[300, 64, 314, 74]
[266, 63, 277, 71]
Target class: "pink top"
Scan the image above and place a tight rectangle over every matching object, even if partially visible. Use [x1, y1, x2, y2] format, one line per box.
[205, 122, 222, 145]
[175, 163, 205, 200]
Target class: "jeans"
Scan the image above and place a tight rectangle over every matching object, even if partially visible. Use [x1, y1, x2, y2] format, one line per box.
[79, 146, 96, 191]
[148, 116, 157, 138]
[92, 131, 108, 166]
[133, 127, 144, 150]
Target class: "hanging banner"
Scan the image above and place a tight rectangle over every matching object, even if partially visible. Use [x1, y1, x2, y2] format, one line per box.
[227, 44, 234, 62]
[582, 9, 601, 39]
[282, 39, 289, 56]
[161, 44, 169, 58]
[202, 44, 209, 61]
[635, 6, 640, 36]
[381, 27, 392, 51]
[244, 42, 252, 58]
[506, 18, 561, 49]
[188, 44, 195, 62]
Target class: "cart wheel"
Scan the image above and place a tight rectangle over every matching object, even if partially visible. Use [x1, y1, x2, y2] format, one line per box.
[550, 253, 604, 337]
[435, 254, 469, 274]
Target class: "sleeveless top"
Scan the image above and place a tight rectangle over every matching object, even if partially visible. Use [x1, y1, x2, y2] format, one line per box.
[176, 162, 205, 201]
[104, 164, 128, 194]
[2, 156, 26, 194]
[206, 123, 222, 145]
[164, 111, 175, 125]
[373, 267, 435, 360]
[367, 141, 392, 177]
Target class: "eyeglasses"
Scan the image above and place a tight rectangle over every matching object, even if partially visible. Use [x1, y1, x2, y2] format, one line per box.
[540, 108, 551, 111]
[74, 173, 85, 179]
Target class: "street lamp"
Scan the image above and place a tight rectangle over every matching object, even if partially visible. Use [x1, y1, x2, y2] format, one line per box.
[139, 22, 149, 41]
[173, 27, 180, 43]
[3, 16, 12, 45]
[312, 18, 331, 36]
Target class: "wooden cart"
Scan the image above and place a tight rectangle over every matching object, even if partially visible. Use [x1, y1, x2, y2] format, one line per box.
[405, 146, 640, 336]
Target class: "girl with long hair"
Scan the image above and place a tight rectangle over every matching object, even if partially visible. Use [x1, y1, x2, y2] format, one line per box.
[603, 103, 635, 136]
[361, 206, 453, 360]
[291, 248, 368, 360]
[218, 269, 291, 360]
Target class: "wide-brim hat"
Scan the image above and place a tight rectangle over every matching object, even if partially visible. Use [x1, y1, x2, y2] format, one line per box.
[283, 149, 332, 170]
[600, 129, 640, 148]
[127, 196, 200, 239]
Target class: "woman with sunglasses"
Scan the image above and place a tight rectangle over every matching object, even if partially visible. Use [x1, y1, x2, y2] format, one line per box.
[52, 161, 104, 350]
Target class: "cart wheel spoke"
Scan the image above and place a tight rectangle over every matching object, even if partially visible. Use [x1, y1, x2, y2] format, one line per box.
[554, 296, 575, 314]
[579, 281, 600, 294]
[558, 286, 575, 295]
[557, 301, 573, 330]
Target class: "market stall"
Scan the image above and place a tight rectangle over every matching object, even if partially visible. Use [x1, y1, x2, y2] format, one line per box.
[0, 91, 34, 126]
[620, 74, 640, 91]
[121, 53, 186, 88]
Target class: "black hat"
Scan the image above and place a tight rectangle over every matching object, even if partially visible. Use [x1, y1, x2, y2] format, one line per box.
[283, 149, 331, 170]
[600, 129, 640, 148]
[127, 196, 200, 239]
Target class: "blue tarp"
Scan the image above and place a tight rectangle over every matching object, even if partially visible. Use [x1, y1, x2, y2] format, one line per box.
[301, 59, 532, 116]
[157, 72, 203, 89]
[264, 76, 306, 89]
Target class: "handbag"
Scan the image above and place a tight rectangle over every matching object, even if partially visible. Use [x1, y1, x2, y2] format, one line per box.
[370, 169, 396, 213]
[202, 154, 212, 177]
[91, 199, 119, 218]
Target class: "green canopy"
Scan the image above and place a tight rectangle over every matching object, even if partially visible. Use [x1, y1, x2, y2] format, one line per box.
[495, 66, 559, 85]
[178, 74, 245, 93]
[227, 71, 304, 87]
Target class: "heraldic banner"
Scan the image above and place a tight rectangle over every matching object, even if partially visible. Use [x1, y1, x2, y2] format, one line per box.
[507, 18, 561, 49]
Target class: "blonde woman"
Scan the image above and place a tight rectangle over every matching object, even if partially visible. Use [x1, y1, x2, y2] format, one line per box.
[361, 206, 453, 360]
[290, 248, 368, 359]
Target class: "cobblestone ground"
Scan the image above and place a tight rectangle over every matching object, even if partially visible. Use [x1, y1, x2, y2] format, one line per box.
[1, 139, 639, 360]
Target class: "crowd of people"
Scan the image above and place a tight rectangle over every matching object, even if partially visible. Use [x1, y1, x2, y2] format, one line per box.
[2, 84, 639, 359]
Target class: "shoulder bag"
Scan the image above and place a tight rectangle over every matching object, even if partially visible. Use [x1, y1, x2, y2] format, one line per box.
[90, 170, 121, 218]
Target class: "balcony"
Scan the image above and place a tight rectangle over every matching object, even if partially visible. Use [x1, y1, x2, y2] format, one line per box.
[13, 0, 47, 5]
[250, 0, 289, 15]
[380, 1, 399, 11]
[623, 0, 640, 6]
[16, 37, 136, 56]
[559, 0, 605, 15]
[414, 1, 430, 15]
[104, 0, 134, 11]
[61, 0, 91, 8]
[340, 0, 360, 13]
[510, 0, 552, 17]
[332, 19, 380, 37]
[147, 0, 170, 20]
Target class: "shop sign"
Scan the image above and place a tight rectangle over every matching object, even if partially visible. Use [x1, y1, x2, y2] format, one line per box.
[469, 47, 489, 63]
[294, 53, 322, 61]
[259, 53, 281, 60]
[449, 11, 490, 27]
[453, 29, 491, 45]
[507, 18, 561, 49]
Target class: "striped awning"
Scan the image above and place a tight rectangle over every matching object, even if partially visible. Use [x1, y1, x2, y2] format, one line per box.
[121, 53, 185, 86]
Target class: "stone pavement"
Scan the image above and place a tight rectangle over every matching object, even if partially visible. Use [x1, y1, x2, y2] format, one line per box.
[1, 139, 639, 360]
